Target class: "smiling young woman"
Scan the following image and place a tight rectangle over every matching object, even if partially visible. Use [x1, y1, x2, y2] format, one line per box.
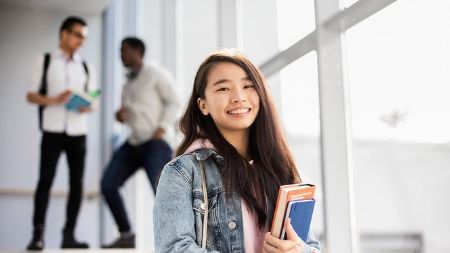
[153, 49, 321, 253]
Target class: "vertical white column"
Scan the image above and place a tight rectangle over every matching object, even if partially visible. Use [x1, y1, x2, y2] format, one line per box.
[161, 0, 179, 75]
[100, 0, 124, 245]
[160, 0, 182, 149]
[314, 0, 359, 252]
[123, 0, 149, 249]
[217, 0, 243, 48]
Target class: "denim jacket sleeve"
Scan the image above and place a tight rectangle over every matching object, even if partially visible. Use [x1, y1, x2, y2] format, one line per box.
[153, 156, 219, 253]
[304, 230, 321, 253]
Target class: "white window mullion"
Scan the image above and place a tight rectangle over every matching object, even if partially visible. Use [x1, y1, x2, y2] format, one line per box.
[315, 0, 358, 252]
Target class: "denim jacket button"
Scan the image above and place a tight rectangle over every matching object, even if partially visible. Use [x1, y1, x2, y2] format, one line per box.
[228, 221, 237, 230]
[200, 203, 206, 210]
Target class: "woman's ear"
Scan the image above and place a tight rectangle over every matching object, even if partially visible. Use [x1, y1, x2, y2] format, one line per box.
[197, 98, 209, 116]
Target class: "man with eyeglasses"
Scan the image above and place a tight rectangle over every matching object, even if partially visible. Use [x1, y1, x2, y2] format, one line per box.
[26, 16, 97, 250]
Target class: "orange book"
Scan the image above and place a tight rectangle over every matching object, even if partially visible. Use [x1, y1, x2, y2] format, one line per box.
[270, 183, 315, 238]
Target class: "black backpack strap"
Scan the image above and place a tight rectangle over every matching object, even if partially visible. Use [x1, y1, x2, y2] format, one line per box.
[82, 60, 89, 92]
[38, 53, 51, 131]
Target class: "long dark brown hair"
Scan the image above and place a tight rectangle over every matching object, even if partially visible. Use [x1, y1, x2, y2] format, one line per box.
[177, 49, 300, 228]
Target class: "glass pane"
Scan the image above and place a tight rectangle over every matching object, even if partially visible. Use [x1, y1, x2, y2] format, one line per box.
[277, 0, 316, 50]
[280, 52, 319, 137]
[241, 0, 280, 65]
[346, 0, 450, 252]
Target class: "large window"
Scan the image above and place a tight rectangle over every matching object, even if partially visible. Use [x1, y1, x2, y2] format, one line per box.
[347, 1, 450, 143]
[346, 1, 450, 252]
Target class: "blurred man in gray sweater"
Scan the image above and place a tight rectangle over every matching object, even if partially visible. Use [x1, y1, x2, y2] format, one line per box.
[101, 37, 179, 248]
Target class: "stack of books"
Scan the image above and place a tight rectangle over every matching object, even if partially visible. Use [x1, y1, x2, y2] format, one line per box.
[271, 183, 316, 241]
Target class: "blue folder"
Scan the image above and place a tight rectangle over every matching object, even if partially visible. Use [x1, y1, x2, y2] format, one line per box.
[281, 198, 315, 242]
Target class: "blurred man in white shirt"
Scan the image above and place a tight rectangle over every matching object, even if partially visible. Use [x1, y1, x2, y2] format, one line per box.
[26, 16, 96, 250]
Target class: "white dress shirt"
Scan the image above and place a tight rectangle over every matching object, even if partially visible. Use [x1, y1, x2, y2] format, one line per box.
[122, 63, 180, 145]
[29, 48, 97, 136]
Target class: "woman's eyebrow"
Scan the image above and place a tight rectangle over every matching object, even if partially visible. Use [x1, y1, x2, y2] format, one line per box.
[212, 79, 229, 86]
[212, 76, 250, 86]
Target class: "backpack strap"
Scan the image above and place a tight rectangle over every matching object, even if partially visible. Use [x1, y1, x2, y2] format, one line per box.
[38, 53, 51, 131]
[81, 60, 89, 92]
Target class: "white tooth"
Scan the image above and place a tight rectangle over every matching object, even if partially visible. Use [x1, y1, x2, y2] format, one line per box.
[229, 108, 249, 114]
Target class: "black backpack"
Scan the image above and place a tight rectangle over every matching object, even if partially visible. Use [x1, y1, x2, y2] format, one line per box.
[38, 52, 89, 130]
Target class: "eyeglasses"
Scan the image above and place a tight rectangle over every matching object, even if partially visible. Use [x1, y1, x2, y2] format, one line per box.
[69, 30, 87, 40]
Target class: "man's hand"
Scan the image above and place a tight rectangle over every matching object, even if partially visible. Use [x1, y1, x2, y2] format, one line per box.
[53, 90, 72, 104]
[263, 219, 305, 253]
[152, 127, 165, 140]
[78, 106, 92, 113]
[115, 107, 129, 123]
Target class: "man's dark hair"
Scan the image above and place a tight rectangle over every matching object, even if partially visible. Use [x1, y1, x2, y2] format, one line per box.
[122, 37, 146, 57]
[60, 16, 87, 34]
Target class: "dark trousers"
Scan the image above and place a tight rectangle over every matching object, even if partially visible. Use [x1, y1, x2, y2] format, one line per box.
[101, 139, 172, 232]
[32, 132, 87, 232]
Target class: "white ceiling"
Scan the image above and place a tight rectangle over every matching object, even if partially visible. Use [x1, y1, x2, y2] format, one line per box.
[0, 0, 110, 14]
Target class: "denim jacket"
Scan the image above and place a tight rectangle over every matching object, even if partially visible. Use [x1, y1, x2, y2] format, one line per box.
[153, 148, 321, 253]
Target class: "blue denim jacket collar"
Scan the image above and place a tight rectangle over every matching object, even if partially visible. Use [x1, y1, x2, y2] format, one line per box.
[191, 148, 224, 163]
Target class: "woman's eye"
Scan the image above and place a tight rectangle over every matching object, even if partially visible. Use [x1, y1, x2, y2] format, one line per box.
[244, 83, 254, 88]
[217, 87, 229, 92]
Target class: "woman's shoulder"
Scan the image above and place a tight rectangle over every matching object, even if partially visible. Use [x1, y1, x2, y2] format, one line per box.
[166, 153, 197, 170]
[168, 148, 221, 166]
[161, 148, 222, 182]
[156, 154, 196, 189]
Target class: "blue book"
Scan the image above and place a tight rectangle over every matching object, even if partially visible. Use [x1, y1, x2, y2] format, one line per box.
[280, 198, 315, 242]
[65, 91, 98, 111]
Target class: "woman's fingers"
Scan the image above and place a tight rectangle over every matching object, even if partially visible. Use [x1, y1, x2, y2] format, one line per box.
[284, 218, 302, 243]
[263, 231, 301, 253]
[262, 235, 279, 253]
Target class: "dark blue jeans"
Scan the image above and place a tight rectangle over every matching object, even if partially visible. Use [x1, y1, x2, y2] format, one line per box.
[101, 139, 172, 232]
[32, 132, 86, 233]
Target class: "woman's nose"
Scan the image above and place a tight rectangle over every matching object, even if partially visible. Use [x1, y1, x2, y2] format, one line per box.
[231, 89, 246, 103]
[232, 92, 245, 103]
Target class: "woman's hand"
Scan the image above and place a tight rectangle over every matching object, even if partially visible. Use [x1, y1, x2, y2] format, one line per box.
[263, 218, 306, 253]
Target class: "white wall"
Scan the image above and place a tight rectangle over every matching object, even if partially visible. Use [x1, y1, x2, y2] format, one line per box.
[0, 3, 103, 249]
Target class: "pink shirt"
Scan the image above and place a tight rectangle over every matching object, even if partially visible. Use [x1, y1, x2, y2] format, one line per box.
[242, 200, 267, 253]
